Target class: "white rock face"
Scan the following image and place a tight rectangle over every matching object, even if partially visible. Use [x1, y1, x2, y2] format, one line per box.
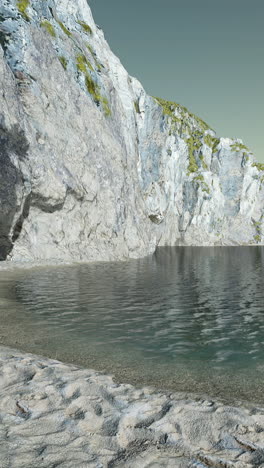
[0, 0, 263, 261]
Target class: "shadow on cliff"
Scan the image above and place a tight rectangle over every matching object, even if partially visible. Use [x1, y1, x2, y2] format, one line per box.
[0, 115, 29, 260]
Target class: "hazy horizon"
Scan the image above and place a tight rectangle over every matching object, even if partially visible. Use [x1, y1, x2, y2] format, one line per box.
[89, 0, 263, 163]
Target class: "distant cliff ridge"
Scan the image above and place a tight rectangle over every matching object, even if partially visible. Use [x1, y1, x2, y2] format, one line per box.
[0, 0, 263, 261]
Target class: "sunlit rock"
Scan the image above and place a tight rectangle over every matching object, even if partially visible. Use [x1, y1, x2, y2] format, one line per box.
[0, 0, 263, 262]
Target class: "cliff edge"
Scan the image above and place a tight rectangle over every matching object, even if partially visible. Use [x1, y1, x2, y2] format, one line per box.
[0, 0, 263, 261]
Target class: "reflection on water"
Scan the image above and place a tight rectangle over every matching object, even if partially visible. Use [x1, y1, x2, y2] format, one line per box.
[0, 247, 264, 402]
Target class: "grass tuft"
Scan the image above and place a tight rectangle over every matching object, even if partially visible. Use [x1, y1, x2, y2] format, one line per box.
[154, 96, 213, 132]
[186, 134, 202, 174]
[134, 100, 140, 114]
[154, 96, 215, 175]
[212, 138, 220, 153]
[40, 20, 56, 37]
[57, 20, 72, 37]
[76, 54, 94, 73]
[59, 56, 68, 70]
[86, 44, 103, 71]
[252, 162, 264, 172]
[84, 74, 111, 117]
[193, 174, 210, 194]
[204, 134, 220, 153]
[75, 52, 110, 117]
[17, 0, 30, 21]
[84, 74, 101, 103]
[199, 155, 208, 170]
[102, 97, 111, 117]
[231, 142, 250, 153]
[78, 20, 93, 35]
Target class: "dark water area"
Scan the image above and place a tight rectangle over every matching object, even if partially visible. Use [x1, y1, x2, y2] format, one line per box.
[0, 247, 264, 403]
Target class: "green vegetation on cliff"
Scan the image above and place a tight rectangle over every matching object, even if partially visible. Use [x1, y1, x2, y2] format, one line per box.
[154, 97, 213, 133]
[59, 56, 68, 70]
[204, 134, 220, 153]
[86, 45, 103, 71]
[76, 54, 111, 117]
[17, 0, 30, 21]
[134, 100, 140, 114]
[186, 135, 200, 174]
[231, 142, 250, 154]
[78, 21, 93, 35]
[77, 54, 94, 72]
[57, 20, 72, 38]
[154, 97, 215, 176]
[193, 174, 210, 194]
[252, 162, 264, 172]
[40, 20, 56, 37]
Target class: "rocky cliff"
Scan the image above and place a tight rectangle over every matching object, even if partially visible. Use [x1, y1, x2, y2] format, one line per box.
[0, 0, 263, 262]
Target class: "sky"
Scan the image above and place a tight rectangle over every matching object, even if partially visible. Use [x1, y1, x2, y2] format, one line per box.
[89, 0, 263, 163]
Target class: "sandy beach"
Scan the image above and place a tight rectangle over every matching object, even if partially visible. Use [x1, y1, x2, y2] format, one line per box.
[0, 345, 263, 467]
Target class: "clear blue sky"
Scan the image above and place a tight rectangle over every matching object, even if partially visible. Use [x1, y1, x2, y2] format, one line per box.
[89, 0, 263, 163]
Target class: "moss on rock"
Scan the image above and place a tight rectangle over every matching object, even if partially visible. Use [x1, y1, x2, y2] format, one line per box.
[252, 162, 264, 172]
[193, 174, 210, 194]
[102, 97, 111, 117]
[84, 74, 111, 117]
[17, 0, 30, 21]
[40, 20, 56, 37]
[231, 142, 250, 153]
[86, 44, 103, 71]
[154, 97, 215, 176]
[78, 21, 92, 35]
[134, 100, 140, 114]
[199, 155, 208, 170]
[84, 74, 101, 103]
[76, 54, 94, 73]
[154, 97, 213, 132]
[187, 136, 199, 174]
[204, 134, 220, 153]
[59, 56, 68, 70]
[57, 20, 72, 38]
[75, 49, 110, 117]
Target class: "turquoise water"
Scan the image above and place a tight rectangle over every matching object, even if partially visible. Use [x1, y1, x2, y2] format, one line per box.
[0, 247, 264, 402]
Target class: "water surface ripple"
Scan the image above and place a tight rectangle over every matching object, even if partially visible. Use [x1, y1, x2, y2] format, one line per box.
[0, 247, 263, 403]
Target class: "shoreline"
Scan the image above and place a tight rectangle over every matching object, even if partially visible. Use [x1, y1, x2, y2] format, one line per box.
[0, 336, 263, 410]
[0, 345, 263, 467]
[0, 244, 263, 271]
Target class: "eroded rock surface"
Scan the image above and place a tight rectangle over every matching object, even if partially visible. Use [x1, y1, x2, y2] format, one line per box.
[0, 0, 263, 262]
[0, 346, 264, 467]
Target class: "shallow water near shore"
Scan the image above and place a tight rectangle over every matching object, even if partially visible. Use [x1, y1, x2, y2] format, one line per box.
[0, 247, 264, 403]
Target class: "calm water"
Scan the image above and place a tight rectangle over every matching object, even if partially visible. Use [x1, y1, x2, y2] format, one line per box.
[0, 247, 264, 403]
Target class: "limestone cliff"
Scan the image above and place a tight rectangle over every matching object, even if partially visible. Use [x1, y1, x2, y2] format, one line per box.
[0, 0, 263, 261]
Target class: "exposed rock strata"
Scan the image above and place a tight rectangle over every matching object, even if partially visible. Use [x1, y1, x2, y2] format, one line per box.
[1, 346, 264, 467]
[0, 0, 263, 261]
